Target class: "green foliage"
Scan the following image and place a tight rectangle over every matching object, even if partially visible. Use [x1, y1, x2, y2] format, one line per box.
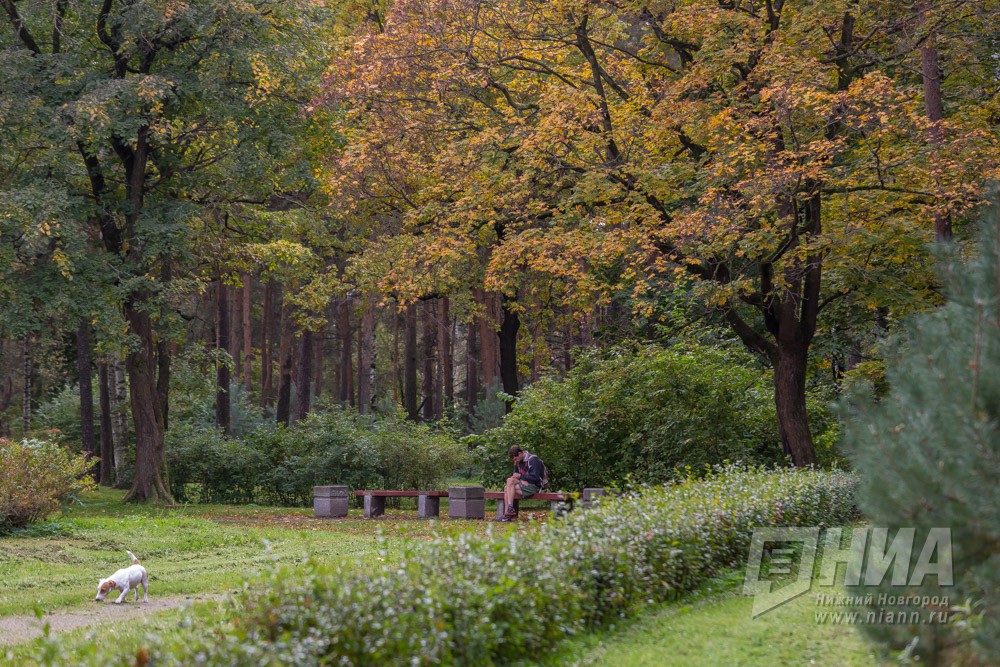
[475, 345, 837, 490]
[0, 438, 96, 529]
[842, 201, 1000, 665]
[167, 407, 468, 505]
[33, 466, 855, 665]
[30, 384, 97, 449]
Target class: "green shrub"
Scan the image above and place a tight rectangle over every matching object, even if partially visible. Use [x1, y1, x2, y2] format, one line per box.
[33, 466, 856, 666]
[0, 438, 96, 529]
[842, 202, 1000, 665]
[167, 407, 468, 505]
[475, 345, 836, 490]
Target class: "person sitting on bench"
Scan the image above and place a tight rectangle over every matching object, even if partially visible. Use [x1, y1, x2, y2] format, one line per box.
[501, 445, 545, 522]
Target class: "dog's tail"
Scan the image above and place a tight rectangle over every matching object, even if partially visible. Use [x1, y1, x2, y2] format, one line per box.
[126, 550, 141, 565]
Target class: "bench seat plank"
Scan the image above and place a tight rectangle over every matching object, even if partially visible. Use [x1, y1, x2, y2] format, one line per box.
[354, 490, 449, 497]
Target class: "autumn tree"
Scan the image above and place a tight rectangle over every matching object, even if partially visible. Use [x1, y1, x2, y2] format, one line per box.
[325, 0, 998, 462]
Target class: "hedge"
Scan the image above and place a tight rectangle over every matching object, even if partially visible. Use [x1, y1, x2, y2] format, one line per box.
[31, 465, 857, 666]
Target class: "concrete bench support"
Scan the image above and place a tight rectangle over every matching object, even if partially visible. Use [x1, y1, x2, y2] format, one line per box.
[314, 485, 349, 518]
[448, 486, 485, 519]
[364, 494, 386, 519]
[417, 494, 440, 519]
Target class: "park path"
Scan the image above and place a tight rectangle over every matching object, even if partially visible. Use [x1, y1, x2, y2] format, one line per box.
[0, 594, 225, 646]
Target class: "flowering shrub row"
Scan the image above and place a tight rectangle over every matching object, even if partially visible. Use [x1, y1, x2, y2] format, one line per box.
[35, 466, 856, 665]
[0, 438, 96, 530]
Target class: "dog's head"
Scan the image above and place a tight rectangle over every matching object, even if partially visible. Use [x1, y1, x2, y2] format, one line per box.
[94, 578, 116, 601]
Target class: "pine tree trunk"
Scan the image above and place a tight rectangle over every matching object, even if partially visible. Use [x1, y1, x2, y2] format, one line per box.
[339, 298, 354, 407]
[919, 8, 951, 243]
[275, 296, 293, 426]
[216, 280, 231, 435]
[466, 319, 479, 421]
[123, 303, 172, 503]
[358, 294, 375, 414]
[110, 357, 130, 485]
[76, 319, 96, 459]
[261, 281, 274, 408]
[98, 361, 114, 486]
[392, 306, 400, 406]
[404, 302, 418, 420]
[498, 294, 520, 411]
[243, 273, 253, 394]
[230, 278, 241, 387]
[294, 329, 313, 423]
[21, 335, 32, 434]
[313, 322, 325, 399]
[422, 299, 437, 421]
[438, 298, 453, 408]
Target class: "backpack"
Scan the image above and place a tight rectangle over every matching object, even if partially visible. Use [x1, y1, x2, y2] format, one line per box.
[525, 452, 549, 490]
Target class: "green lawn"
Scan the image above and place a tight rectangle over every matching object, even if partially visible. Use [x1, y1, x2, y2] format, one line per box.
[3, 490, 883, 666]
[558, 574, 881, 667]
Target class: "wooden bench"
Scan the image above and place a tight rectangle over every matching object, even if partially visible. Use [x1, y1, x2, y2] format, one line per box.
[354, 490, 449, 519]
[484, 491, 574, 519]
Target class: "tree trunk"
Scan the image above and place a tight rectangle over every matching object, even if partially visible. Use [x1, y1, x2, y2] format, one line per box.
[76, 319, 96, 460]
[275, 295, 293, 426]
[358, 294, 375, 414]
[97, 361, 114, 486]
[261, 281, 275, 408]
[498, 294, 520, 411]
[466, 319, 479, 421]
[230, 277, 241, 387]
[110, 357, 130, 485]
[338, 298, 354, 406]
[392, 306, 400, 406]
[313, 322, 325, 399]
[478, 290, 498, 389]
[22, 335, 32, 434]
[215, 280, 231, 435]
[422, 299, 437, 421]
[404, 302, 419, 420]
[920, 12, 951, 242]
[294, 329, 313, 423]
[773, 342, 817, 466]
[243, 273, 253, 394]
[438, 297, 453, 409]
[123, 303, 172, 503]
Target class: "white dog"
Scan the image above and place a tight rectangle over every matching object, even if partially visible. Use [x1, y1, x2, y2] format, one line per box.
[95, 550, 149, 604]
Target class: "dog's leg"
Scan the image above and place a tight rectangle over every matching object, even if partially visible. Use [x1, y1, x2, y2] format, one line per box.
[115, 584, 130, 604]
[142, 574, 149, 602]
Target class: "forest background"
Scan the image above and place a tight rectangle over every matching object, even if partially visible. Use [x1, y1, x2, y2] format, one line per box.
[1, 0, 999, 503]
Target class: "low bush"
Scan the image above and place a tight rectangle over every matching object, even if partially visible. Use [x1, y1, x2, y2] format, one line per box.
[41, 465, 855, 666]
[167, 407, 468, 505]
[0, 438, 96, 529]
[475, 345, 837, 490]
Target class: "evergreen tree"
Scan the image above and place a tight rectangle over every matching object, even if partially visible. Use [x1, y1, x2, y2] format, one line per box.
[844, 196, 1000, 664]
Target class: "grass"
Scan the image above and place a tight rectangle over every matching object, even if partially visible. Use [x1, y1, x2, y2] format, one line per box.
[0, 487, 511, 617]
[3, 488, 881, 666]
[555, 571, 881, 667]
[1, 487, 533, 665]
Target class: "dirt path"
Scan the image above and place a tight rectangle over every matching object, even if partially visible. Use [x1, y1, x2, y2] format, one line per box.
[0, 594, 226, 646]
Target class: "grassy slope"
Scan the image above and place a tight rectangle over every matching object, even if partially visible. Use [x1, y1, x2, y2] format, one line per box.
[557, 573, 880, 667]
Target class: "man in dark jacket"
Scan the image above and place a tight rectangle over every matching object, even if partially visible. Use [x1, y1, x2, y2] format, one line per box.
[500, 445, 543, 522]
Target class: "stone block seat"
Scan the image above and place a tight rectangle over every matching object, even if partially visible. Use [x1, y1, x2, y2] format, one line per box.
[353, 490, 449, 519]
[484, 491, 575, 519]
